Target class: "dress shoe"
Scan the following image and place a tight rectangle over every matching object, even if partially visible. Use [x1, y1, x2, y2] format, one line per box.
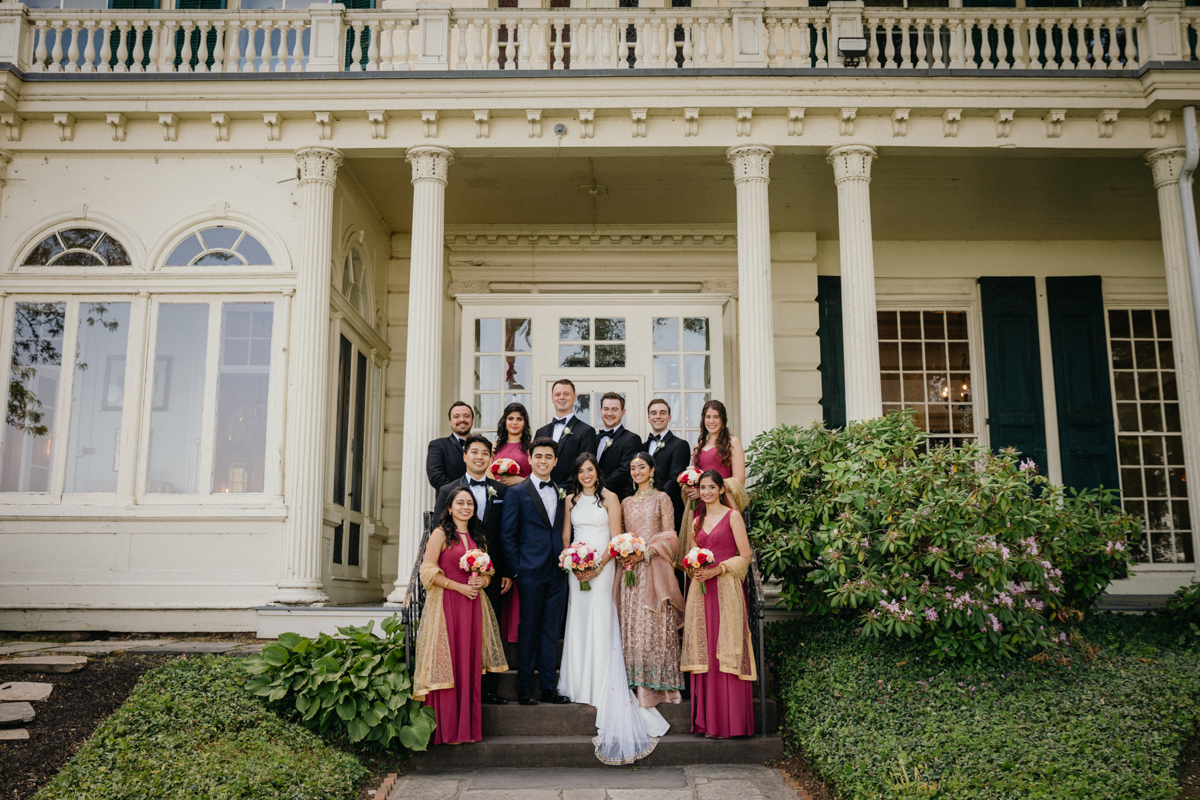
[541, 689, 572, 705]
[518, 692, 538, 706]
[482, 691, 508, 705]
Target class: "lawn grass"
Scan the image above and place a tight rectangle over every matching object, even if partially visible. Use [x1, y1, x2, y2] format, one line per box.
[768, 613, 1200, 800]
[33, 655, 368, 800]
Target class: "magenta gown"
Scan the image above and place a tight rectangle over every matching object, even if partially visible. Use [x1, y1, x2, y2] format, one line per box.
[689, 510, 755, 738]
[695, 446, 733, 479]
[424, 533, 484, 745]
[494, 442, 531, 643]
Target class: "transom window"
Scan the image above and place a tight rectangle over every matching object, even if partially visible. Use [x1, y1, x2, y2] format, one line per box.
[559, 317, 626, 369]
[1108, 308, 1191, 564]
[473, 317, 532, 430]
[652, 317, 712, 444]
[341, 248, 373, 323]
[879, 310, 975, 450]
[165, 227, 273, 267]
[22, 228, 131, 267]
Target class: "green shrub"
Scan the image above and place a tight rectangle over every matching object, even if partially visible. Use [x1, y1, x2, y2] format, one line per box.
[767, 614, 1200, 800]
[747, 412, 1140, 661]
[1161, 582, 1200, 623]
[34, 656, 367, 800]
[243, 616, 434, 752]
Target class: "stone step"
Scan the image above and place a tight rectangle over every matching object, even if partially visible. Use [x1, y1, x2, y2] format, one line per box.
[0, 702, 35, 727]
[482, 699, 778, 736]
[0, 656, 87, 674]
[0, 682, 54, 702]
[0, 728, 29, 741]
[408, 733, 784, 771]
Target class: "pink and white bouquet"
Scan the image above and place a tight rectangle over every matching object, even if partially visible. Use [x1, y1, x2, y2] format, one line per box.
[682, 546, 717, 594]
[677, 467, 703, 487]
[559, 542, 602, 591]
[458, 549, 493, 576]
[608, 533, 647, 587]
[490, 458, 521, 478]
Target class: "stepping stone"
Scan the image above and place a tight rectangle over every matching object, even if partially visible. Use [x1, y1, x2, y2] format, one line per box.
[0, 643, 57, 656]
[0, 682, 53, 702]
[0, 656, 87, 674]
[0, 702, 35, 727]
[0, 728, 29, 741]
[47, 641, 170, 654]
[129, 642, 237, 654]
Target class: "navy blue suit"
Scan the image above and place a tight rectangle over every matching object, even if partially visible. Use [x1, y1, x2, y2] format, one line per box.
[500, 476, 567, 694]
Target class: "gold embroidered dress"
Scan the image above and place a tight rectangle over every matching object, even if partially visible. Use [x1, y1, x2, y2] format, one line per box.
[616, 490, 685, 708]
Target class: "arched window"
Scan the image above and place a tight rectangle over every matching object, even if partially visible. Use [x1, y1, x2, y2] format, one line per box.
[165, 226, 273, 267]
[22, 228, 131, 267]
[341, 248, 373, 322]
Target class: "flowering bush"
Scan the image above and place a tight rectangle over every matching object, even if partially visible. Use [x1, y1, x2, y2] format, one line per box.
[747, 411, 1141, 661]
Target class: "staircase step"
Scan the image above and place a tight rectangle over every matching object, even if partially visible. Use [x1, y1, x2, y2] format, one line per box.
[482, 700, 778, 736]
[409, 733, 784, 771]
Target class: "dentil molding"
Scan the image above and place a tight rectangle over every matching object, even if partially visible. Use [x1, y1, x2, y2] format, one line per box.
[295, 146, 343, 185]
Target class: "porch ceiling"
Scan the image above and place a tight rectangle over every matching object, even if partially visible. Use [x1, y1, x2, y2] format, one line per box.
[344, 150, 1170, 241]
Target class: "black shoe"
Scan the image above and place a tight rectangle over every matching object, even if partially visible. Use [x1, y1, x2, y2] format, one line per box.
[482, 691, 509, 706]
[518, 692, 538, 706]
[541, 689, 571, 705]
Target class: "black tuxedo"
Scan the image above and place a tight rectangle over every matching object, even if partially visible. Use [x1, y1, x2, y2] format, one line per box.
[645, 430, 691, 532]
[596, 426, 642, 499]
[426, 434, 467, 491]
[535, 415, 598, 486]
[435, 473, 509, 698]
[500, 476, 568, 693]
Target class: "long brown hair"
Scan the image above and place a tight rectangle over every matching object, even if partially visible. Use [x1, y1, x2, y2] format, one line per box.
[436, 486, 486, 551]
[692, 399, 732, 468]
[694, 469, 730, 531]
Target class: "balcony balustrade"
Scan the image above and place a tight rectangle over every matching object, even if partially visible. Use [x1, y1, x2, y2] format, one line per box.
[0, 1, 1196, 76]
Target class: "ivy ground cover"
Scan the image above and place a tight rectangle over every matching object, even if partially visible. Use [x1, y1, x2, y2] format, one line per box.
[769, 614, 1200, 800]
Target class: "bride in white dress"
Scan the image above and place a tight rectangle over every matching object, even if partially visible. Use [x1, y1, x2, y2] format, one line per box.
[558, 454, 669, 765]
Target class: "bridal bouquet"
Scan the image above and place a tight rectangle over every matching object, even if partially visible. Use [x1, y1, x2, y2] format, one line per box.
[608, 533, 646, 587]
[559, 542, 601, 591]
[490, 458, 521, 478]
[677, 467, 703, 487]
[682, 547, 717, 594]
[458, 548, 494, 576]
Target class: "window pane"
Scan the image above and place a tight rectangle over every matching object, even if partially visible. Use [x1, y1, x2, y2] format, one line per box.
[147, 304, 209, 494]
[212, 302, 273, 494]
[166, 234, 204, 267]
[560, 317, 590, 341]
[475, 393, 501, 429]
[24, 234, 64, 266]
[351, 351, 367, 513]
[476, 356, 503, 390]
[683, 317, 709, 351]
[201, 227, 241, 250]
[559, 344, 589, 368]
[64, 303, 131, 493]
[367, 362, 381, 516]
[657, 392, 682, 429]
[595, 318, 625, 341]
[595, 344, 626, 368]
[572, 393, 592, 427]
[653, 317, 679, 352]
[685, 392, 710, 428]
[654, 354, 680, 390]
[506, 355, 531, 390]
[2, 303, 66, 493]
[333, 337, 352, 504]
[684, 354, 710, 389]
[506, 318, 532, 352]
[476, 318, 501, 353]
[236, 234, 273, 266]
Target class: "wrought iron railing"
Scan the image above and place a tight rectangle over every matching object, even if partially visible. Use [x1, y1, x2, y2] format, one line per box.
[743, 506, 770, 738]
[401, 510, 434, 674]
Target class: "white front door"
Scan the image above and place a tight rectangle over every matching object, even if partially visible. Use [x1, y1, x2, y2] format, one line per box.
[459, 294, 727, 445]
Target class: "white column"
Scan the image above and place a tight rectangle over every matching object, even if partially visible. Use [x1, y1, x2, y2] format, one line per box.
[386, 144, 454, 604]
[726, 144, 778, 443]
[1146, 148, 1200, 581]
[827, 143, 883, 422]
[273, 146, 342, 605]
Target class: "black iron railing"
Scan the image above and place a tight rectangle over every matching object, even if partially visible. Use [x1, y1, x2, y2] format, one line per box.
[401, 510, 435, 674]
[743, 507, 770, 738]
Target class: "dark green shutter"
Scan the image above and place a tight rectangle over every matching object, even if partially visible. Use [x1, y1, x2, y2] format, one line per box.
[816, 276, 846, 430]
[980, 277, 1048, 472]
[343, 0, 375, 70]
[173, 0, 225, 70]
[108, 0, 159, 69]
[1046, 276, 1120, 492]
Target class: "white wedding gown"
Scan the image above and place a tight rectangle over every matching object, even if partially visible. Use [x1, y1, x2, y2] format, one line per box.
[558, 495, 669, 765]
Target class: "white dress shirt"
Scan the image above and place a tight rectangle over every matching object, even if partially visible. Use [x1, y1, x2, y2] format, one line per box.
[648, 431, 667, 455]
[551, 415, 573, 443]
[536, 478, 558, 521]
[596, 426, 622, 460]
[466, 476, 488, 520]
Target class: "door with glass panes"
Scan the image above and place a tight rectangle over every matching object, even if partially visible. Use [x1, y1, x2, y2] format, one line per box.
[459, 296, 726, 445]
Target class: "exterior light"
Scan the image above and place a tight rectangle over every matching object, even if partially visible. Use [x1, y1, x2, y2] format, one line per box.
[838, 37, 869, 67]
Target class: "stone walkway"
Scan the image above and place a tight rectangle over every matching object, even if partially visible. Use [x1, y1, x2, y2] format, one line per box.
[387, 766, 801, 800]
[0, 640, 265, 657]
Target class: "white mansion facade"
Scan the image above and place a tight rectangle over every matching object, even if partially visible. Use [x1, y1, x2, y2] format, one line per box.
[0, 0, 1198, 631]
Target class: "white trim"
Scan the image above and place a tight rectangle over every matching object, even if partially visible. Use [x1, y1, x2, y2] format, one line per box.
[1034, 276, 1064, 485]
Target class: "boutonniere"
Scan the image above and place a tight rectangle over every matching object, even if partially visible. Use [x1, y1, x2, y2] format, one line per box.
[562, 426, 572, 437]
[557, 488, 566, 499]
[487, 486, 498, 499]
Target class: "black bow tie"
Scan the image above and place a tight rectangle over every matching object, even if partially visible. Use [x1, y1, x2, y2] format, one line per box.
[649, 434, 662, 442]
[539, 480, 555, 491]
[598, 429, 616, 439]
[468, 479, 487, 487]
[454, 437, 466, 450]
[553, 417, 569, 425]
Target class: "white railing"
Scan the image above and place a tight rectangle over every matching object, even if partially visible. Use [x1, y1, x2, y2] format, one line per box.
[0, 2, 1194, 75]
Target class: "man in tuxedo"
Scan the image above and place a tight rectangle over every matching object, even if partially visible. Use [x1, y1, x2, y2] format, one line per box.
[426, 401, 473, 490]
[595, 392, 641, 500]
[644, 398, 691, 531]
[499, 437, 571, 706]
[433, 433, 510, 706]
[535, 378, 597, 486]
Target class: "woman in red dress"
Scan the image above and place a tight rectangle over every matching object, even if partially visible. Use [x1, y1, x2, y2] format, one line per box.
[687, 399, 746, 488]
[680, 470, 756, 738]
[415, 486, 507, 744]
[492, 402, 533, 486]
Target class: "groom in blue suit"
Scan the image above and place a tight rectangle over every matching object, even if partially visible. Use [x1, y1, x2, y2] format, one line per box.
[500, 437, 573, 706]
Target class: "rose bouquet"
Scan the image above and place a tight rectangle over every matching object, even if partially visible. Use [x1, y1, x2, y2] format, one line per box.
[458, 548, 493, 575]
[682, 546, 717, 593]
[559, 542, 602, 591]
[490, 458, 521, 478]
[608, 533, 646, 587]
[677, 467, 704, 487]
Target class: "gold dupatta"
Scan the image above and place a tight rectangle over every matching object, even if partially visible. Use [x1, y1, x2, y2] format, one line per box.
[412, 561, 508, 701]
[679, 554, 756, 681]
[675, 476, 749, 570]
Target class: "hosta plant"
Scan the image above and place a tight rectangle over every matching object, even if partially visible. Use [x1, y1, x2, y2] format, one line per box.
[747, 411, 1141, 661]
[243, 615, 435, 751]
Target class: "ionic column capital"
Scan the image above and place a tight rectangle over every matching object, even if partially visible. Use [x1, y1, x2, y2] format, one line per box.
[407, 145, 454, 185]
[726, 144, 774, 183]
[1146, 147, 1187, 189]
[295, 146, 343, 186]
[827, 143, 878, 184]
